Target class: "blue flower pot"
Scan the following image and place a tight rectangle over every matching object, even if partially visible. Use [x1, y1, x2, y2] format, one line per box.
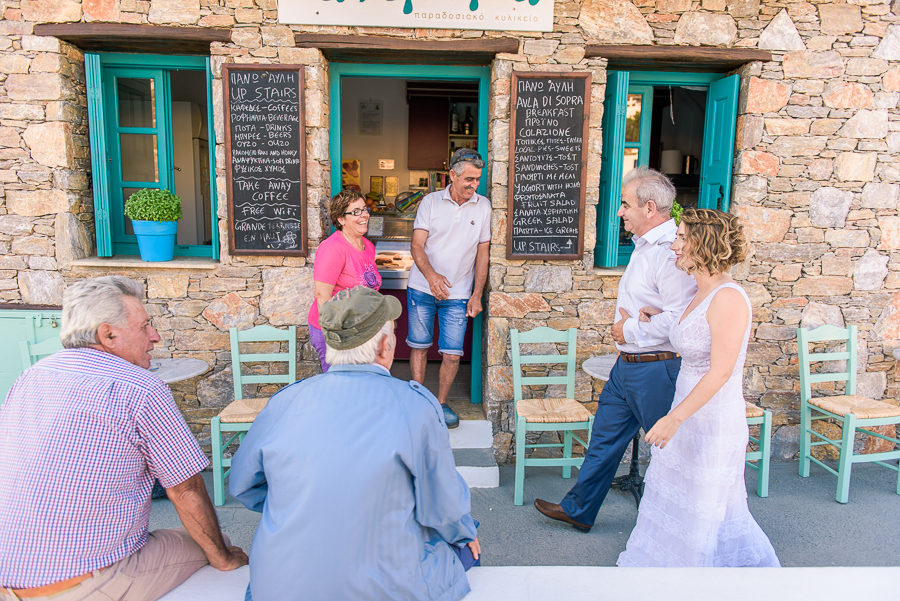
[132, 220, 178, 262]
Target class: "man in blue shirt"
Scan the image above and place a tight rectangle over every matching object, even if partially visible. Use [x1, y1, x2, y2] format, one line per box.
[231, 286, 480, 601]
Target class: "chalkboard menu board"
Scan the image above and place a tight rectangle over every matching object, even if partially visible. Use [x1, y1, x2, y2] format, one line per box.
[507, 72, 590, 260]
[223, 64, 308, 256]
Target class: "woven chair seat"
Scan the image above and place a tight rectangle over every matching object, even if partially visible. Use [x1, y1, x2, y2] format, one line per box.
[218, 397, 271, 423]
[809, 395, 900, 419]
[745, 402, 765, 418]
[517, 398, 592, 423]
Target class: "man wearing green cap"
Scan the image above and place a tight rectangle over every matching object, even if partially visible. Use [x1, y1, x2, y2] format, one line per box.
[230, 286, 481, 601]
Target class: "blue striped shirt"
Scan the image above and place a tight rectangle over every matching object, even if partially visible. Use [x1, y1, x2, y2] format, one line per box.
[231, 364, 477, 601]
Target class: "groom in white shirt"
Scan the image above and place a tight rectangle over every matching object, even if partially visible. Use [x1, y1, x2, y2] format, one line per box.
[534, 166, 697, 532]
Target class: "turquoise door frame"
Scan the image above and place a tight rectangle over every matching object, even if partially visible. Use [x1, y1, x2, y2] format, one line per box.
[86, 53, 219, 258]
[329, 62, 490, 404]
[596, 71, 737, 267]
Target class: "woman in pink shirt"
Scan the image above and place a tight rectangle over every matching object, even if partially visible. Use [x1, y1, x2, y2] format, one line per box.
[308, 190, 382, 371]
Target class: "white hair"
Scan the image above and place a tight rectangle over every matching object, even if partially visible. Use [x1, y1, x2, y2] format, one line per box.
[60, 276, 144, 348]
[622, 165, 676, 214]
[325, 320, 395, 366]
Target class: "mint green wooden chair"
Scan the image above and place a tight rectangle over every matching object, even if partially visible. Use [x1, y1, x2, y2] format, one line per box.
[211, 324, 296, 506]
[511, 327, 593, 506]
[20, 336, 64, 368]
[798, 325, 900, 503]
[744, 401, 772, 498]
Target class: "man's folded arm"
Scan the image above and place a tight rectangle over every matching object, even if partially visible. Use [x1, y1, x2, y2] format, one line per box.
[623, 254, 696, 348]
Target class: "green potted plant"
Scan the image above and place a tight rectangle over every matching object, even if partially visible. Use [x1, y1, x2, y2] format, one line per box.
[671, 200, 683, 225]
[124, 188, 182, 262]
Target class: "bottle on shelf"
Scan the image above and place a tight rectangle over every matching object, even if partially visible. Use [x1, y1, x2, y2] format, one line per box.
[450, 103, 459, 134]
[449, 140, 455, 162]
[462, 106, 474, 135]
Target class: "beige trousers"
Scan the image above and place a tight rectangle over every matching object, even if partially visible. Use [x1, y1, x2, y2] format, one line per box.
[3, 529, 229, 601]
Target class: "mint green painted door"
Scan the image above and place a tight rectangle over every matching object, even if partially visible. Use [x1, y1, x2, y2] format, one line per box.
[700, 74, 739, 211]
[0, 310, 63, 403]
[595, 71, 628, 268]
[103, 68, 173, 254]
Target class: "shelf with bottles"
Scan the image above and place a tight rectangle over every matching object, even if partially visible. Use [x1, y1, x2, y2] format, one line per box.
[449, 101, 477, 137]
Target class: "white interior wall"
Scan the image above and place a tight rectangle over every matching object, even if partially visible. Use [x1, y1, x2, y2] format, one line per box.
[341, 78, 410, 197]
[659, 87, 706, 165]
[172, 101, 200, 245]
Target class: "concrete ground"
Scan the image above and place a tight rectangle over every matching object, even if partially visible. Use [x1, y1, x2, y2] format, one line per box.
[150, 461, 900, 567]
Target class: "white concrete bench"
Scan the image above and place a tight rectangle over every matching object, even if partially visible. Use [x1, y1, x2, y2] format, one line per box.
[159, 564, 900, 601]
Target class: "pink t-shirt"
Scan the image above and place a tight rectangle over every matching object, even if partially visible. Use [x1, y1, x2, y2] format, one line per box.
[308, 231, 382, 329]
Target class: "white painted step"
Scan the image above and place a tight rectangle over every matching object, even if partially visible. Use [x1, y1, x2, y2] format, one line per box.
[449, 419, 493, 449]
[450, 419, 498, 489]
[160, 565, 900, 601]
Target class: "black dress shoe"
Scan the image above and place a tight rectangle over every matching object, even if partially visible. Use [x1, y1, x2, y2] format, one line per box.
[533, 498, 592, 532]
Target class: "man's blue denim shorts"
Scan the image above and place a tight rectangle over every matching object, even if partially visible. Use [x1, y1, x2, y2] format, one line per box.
[406, 288, 468, 356]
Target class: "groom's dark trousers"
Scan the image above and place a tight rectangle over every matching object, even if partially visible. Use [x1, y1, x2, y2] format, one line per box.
[560, 355, 681, 527]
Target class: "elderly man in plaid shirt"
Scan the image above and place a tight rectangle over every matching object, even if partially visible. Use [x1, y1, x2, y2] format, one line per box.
[0, 276, 247, 601]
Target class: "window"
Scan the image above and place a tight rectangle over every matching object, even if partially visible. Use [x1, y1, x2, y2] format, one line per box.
[595, 71, 739, 267]
[85, 53, 218, 258]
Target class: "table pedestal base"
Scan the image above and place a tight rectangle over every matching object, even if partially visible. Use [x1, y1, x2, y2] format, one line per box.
[612, 434, 644, 509]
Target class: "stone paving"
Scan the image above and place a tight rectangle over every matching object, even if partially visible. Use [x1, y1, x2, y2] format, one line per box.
[150, 461, 900, 568]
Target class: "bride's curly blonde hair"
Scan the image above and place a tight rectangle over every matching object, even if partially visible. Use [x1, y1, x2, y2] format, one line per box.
[679, 209, 748, 275]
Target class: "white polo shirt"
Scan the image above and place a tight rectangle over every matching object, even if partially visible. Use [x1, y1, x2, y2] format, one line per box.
[408, 187, 492, 300]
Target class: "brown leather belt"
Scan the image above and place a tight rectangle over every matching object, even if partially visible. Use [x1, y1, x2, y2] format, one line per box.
[7, 569, 101, 598]
[620, 351, 679, 363]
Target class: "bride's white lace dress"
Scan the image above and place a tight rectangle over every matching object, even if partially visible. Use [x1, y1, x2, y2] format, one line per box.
[617, 283, 780, 567]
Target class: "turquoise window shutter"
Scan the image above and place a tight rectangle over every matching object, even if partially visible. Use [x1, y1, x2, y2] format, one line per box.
[595, 71, 628, 268]
[205, 58, 220, 260]
[699, 74, 739, 211]
[85, 53, 112, 257]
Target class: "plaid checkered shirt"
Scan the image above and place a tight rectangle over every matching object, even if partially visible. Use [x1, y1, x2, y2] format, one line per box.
[0, 348, 209, 589]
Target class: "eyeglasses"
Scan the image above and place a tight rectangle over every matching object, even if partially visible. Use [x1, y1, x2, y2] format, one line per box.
[450, 149, 482, 167]
[344, 207, 371, 217]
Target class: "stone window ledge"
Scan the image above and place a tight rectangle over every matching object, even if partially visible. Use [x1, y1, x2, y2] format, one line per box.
[70, 256, 219, 270]
[592, 266, 626, 277]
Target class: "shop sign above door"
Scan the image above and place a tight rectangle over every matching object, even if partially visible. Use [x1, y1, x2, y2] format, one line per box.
[278, 0, 554, 33]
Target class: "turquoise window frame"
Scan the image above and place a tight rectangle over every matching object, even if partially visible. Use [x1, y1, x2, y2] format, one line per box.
[85, 53, 219, 259]
[328, 62, 489, 404]
[596, 71, 736, 268]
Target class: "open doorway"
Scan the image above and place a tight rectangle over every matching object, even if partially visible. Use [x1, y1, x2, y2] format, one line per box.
[339, 76, 480, 362]
[329, 63, 490, 404]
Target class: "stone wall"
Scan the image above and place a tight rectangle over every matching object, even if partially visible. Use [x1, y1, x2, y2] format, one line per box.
[1, 0, 899, 460]
[484, 0, 900, 462]
[0, 10, 92, 303]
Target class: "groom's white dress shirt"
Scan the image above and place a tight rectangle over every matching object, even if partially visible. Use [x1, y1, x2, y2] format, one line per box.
[615, 218, 697, 355]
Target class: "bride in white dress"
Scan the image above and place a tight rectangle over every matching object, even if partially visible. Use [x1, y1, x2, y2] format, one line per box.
[617, 209, 780, 568]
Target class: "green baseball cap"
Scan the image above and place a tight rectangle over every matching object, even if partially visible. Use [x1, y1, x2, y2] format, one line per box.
[320, 286, 402, 350]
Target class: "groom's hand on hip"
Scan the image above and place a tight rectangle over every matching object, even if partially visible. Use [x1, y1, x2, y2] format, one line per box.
[612, 308, 631, 344]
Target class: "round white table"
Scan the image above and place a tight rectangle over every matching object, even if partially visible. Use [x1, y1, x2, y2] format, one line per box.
[582, 354, 618, 382]
[148, 358, 210, 384]
[582, 353, 645, 508]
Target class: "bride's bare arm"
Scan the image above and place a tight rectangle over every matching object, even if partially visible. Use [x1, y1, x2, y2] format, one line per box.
[644, 287, 749, 448]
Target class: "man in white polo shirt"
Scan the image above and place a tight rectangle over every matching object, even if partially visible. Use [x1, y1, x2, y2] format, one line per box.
[408, 148, 491, 428]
